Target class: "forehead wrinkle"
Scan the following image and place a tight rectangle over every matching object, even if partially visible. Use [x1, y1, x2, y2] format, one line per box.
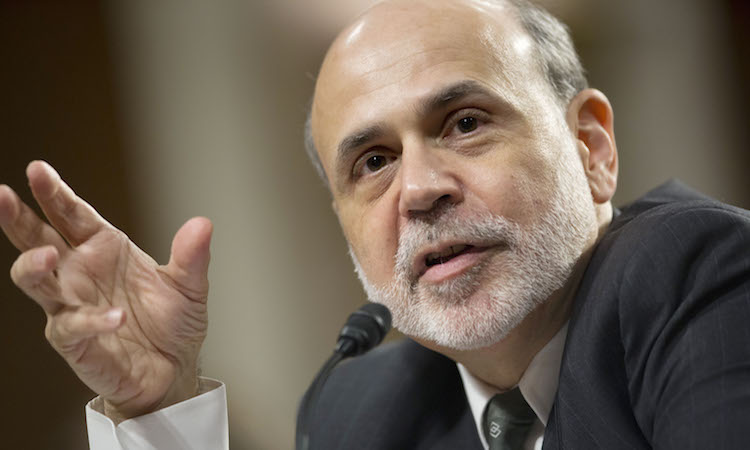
[327, 49, 498, 125]
[339, 44, 472, 95]
[328, 25, 525, 114]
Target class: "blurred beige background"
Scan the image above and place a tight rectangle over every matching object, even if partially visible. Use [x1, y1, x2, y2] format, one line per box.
[1, 0, 748, 448]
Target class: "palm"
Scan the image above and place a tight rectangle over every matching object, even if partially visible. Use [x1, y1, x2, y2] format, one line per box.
[0, 161, 212, 418]
[59, 230, 205, 411]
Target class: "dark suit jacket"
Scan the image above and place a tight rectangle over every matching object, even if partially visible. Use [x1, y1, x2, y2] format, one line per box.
[305, 181, 750, 449]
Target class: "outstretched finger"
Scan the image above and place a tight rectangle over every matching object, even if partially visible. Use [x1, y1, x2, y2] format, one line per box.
[0, 184, 69, 253]
[10, 245, 66, 314]
[46, 305, 125, 357]
[26, 161, 110, 247]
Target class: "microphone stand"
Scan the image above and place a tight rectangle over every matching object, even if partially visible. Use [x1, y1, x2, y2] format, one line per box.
[295, 304, 391, 450]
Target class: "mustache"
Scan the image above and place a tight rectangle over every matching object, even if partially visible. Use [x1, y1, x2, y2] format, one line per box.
[393, 209, 520, 280]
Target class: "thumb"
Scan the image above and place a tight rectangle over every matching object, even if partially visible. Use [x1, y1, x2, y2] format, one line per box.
[166, 217, 213, 301]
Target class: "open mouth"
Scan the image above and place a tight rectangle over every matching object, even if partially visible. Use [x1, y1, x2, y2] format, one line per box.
[425, 244, 475, 267]
[415, 242, 499, 283]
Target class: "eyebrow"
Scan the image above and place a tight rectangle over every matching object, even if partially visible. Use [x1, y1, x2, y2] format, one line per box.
[333, 80, 500, 186]
[337, 124, 387, 168]
[416, 79, 497, 117]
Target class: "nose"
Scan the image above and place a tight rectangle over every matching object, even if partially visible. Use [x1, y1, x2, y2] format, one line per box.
[398, 143, 462, 217]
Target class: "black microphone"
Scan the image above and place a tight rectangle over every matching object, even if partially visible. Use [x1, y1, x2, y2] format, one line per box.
[335, 302, 392, 356]
[296, 303, 392, 450]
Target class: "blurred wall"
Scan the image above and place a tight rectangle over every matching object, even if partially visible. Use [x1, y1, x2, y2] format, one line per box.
[1, 1, 748, 449]
[0, 2, 136, 448]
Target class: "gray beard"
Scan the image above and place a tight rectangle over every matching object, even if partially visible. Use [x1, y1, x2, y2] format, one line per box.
[348, 157, 597, 351]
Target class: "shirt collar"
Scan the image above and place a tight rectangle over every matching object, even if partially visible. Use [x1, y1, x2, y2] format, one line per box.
[457, 322, 569, 443]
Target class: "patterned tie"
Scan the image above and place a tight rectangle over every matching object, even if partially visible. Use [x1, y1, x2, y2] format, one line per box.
[482, 388, 537, 450]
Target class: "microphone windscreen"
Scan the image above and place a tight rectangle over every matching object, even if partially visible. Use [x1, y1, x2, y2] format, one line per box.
[337, 303, 392, 356]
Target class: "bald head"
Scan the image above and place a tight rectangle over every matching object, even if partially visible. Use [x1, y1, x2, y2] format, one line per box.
[305, 0, 587, 185]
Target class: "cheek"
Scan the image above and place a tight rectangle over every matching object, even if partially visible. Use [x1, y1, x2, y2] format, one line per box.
[338, 199, 400, 283]
[462, 150, 551, 225]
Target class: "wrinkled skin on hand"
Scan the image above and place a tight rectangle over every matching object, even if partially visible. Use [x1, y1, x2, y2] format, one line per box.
[0, 161, 213, 421]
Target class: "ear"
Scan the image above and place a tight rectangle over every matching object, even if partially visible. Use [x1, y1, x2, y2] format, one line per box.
[565, 89, 618, 204]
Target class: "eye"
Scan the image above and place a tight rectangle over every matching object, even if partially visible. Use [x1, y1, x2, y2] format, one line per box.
[443, 109, 489, 139]
[457, 116, 478, 133]
[366, 155, 388, 172]
[353, 151, 396, 179]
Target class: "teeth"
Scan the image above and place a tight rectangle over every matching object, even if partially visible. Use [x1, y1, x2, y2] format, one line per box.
[425, 245, 470, 266]
[444, 245, 468, 257]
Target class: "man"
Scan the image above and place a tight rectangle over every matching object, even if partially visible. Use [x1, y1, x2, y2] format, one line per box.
[1, 0, 748, 449]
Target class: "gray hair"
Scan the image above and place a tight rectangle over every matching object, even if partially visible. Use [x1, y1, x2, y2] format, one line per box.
[304, 0, 588, 188]
[508, 0, 588, 106]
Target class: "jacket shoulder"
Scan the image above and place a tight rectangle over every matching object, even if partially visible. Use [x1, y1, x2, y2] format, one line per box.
[558, 181, 750, 447]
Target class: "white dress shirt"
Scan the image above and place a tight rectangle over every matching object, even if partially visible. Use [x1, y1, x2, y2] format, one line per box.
[86, 378, 229, 450]
[457, 323, 568, 450]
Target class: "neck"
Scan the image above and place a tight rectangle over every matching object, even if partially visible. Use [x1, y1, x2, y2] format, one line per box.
[453, 249, 592, 390]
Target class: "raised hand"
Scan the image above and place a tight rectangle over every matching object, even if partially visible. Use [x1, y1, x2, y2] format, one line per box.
[0, 161, 213, 422]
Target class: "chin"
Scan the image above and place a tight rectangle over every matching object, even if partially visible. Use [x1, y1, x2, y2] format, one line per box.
[394, 261, 563, 351]
[351, 218, 589, 351]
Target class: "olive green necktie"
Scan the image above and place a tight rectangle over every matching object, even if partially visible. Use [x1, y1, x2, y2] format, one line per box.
[482, 388, 537, 450]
